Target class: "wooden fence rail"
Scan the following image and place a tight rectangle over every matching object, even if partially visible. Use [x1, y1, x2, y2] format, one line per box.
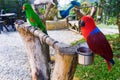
[15, 20, 78, 80]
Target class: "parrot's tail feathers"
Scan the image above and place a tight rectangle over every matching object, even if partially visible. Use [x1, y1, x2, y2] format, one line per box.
[108, 62, 112, 71]
[106, 59, 115, 71]
[109, 59, 115, 65]
[107, 62, 111, 71]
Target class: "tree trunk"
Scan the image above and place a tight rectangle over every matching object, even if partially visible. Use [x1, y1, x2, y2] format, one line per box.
[117, 13, 120, 38]
[97, 7, 102, 20]
[90, 6, 97, 18]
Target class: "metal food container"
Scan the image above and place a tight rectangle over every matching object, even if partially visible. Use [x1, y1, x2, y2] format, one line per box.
[76, 44, 94, 65]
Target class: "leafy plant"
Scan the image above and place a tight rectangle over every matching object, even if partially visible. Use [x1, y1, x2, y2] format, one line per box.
[39, 8, 45, 14]
[75, 56, 120, 80]
[107, 17, 117, 25]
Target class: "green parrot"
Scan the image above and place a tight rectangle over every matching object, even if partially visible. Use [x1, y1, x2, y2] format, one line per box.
[22, 3, 48, 34]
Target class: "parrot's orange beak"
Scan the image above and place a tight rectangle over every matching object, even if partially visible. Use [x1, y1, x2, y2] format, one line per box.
[22, 6, 26, 10]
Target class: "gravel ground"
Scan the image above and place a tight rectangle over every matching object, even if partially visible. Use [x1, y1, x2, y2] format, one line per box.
[48, 29, 82, 44]
[0, 27, 119, 80]
[0, 32, 31, 80]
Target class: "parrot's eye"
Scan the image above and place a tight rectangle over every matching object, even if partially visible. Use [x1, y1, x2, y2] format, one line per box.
[80, 20, 85, 27]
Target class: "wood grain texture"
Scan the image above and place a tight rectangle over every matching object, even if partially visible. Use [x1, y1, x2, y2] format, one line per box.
[15, 21, 78, 80]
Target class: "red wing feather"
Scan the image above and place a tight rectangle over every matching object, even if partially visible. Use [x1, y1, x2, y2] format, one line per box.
[86, 32, 113, 61]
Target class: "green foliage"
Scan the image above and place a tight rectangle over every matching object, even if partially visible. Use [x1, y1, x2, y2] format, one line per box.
[80, 0, 120, 25]
[106, 34, 120, 56]
[75, 56, 120, 80]
[106, 34, 119, 41]
[0, 0, 29, 18]
[71, 38, 85, 46]
[39, 8, 45, 14]
[100, 0, 120, 24]
[107, 17, 117, 25]
[99, 0, 120, 17]
[113, 40, 120, 56]
[70, 9, 75, 16]
[97, 24, 118, 29]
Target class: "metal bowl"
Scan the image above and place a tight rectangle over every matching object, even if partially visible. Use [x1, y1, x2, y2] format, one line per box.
[77, 46, 94, 65]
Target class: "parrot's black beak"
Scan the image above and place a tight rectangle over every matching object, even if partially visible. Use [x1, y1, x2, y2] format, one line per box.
[80, 20, 85, 27]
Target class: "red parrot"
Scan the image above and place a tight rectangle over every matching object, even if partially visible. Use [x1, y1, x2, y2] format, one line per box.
[80, 16, 115, 71]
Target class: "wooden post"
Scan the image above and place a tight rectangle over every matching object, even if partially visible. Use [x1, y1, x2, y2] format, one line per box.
[15, 21, 78, 80]
[15, 22, 50, 80]
[51, 50, 78, 80]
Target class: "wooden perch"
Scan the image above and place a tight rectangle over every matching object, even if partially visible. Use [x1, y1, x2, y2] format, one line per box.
[15, 20, 78, 80]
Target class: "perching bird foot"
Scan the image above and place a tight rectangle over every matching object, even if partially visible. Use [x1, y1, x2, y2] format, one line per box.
[25, 26, 32, 32]
[34, 27, 38, 30]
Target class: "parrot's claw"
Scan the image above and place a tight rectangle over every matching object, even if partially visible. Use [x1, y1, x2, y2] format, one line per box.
[34, 27, 38, 30]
